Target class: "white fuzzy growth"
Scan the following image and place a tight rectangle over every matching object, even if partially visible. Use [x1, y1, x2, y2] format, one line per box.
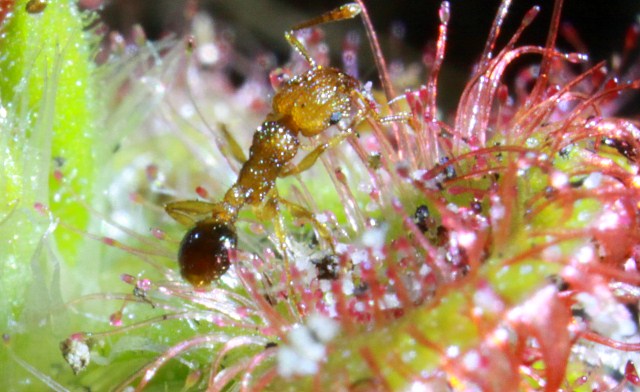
[456, 231, 476, 248]
[342, 278, 355, 295]
[319, 279, 332, 293]
[277, 314, 340, 378]
[419, 264, 431, 276]
[406, 381, 429, 392]
[445, 345, 460, 358]
[550, 171, 568, 188]
[307, 313, 340, 342]
[315, 212, 329, 224]
[462, 350, 481, 371]
[381, 293, 400, 309]
[571, 289, 640, 374]
[411, 169, 440, 190]
[489, 197, 506, 222]
[597, 210, 619, 231]
[473, 285, 505, 316]
[583, 172, 602, 189]
[61, 338, 91, 375]
[411, 169, 428, 181]
[360, 225, 388, 250]
[525, 137, 539, 147]
[507, 285, 556, 326]
[277, 345, 319, 377]
[576, 292, 637, 339]
[350, 249, 368, 265]
[541, 244, 562, 262]
[288, 240, 323, 284]
[575, 244, 595, 264]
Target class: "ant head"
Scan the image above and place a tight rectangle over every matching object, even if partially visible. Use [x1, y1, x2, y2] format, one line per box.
[272, 67, 361, 137]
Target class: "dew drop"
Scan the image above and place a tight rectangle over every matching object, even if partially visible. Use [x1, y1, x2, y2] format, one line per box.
[438, 2, 450, 24]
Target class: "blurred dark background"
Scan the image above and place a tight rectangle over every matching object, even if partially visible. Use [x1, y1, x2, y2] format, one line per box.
[99, 0, 640, 63]
[97, 0, 640, 109]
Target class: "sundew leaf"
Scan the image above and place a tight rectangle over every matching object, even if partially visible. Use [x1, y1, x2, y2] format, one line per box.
[0, 0, 100, 382]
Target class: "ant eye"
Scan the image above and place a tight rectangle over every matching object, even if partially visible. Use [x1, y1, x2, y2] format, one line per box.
[329, 112, 342, 125]
[269, 67, 292, 90]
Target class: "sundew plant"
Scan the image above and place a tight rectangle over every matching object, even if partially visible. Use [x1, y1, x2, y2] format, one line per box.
[3, 0, 640, 391]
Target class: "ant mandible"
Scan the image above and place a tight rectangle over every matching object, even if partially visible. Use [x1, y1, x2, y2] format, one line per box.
[165, 3, 377, 289]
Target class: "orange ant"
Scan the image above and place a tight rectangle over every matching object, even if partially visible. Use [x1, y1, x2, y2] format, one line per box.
[166, 3, 378, 289]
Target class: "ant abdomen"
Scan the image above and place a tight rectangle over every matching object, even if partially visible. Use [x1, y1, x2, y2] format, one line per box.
[178, 220, 237, 288]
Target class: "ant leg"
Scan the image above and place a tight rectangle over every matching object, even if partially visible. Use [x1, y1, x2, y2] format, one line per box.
[278, 198, 336, 250]
[375, 93, 416, 124]
[165, 200, 225, 226]
[279, 131, 353, 177]
[256, 191, 335, 248]
[379, 113, 412, 124]
[253, 192, 295, 285]
[285, 3, 362, 67]
[352, 88, 414, 133]
[219, 123, 247, 164]
[255, 188, 339, 286]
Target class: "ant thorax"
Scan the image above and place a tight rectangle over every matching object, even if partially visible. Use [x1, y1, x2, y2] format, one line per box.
[230, 120, 300, 206]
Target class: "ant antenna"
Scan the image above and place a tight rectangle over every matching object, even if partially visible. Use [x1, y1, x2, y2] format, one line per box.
[284, 3, 362, 68]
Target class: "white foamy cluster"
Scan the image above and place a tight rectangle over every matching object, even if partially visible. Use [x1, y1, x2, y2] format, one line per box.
[277, 313, 340, 377]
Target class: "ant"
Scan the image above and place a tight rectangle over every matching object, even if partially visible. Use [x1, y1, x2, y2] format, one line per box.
[165, 3, 379, 289]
